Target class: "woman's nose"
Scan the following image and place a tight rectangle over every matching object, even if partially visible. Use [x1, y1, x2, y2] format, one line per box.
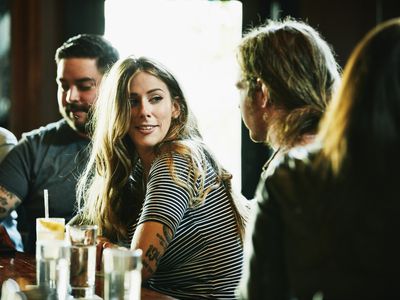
[136, 101, 151, 117]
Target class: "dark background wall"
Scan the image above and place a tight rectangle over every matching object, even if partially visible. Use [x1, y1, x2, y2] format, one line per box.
[3, 0, 400, 198]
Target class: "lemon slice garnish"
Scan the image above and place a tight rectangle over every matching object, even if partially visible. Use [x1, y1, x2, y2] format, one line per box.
[39, 219, 64, 232]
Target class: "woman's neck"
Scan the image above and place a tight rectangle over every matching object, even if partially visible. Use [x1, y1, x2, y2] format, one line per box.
[138, 151, 155, 181]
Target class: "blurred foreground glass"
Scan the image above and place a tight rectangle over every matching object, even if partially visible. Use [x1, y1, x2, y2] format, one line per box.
[66, 225, 97, 299]
[103, 248, 142, 300]
[35, 239, 70, 300]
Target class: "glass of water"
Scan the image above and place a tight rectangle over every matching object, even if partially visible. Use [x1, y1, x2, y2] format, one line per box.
[36, 239, 70, 300]
[66, 224, 97, 299]
[103, 248, 142, 300]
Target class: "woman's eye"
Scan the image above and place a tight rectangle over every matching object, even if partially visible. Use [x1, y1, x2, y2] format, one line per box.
[150, 96, 162, 103]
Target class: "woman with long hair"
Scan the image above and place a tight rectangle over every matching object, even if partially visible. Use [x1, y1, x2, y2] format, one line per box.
[77, 56, 248, 299]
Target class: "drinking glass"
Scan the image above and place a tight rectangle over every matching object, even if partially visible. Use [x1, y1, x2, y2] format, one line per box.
[66, 225, 97, 299]
[36, 217, 65, 241]
[103, 248, 142, 300]
[36, 239, 71, 300]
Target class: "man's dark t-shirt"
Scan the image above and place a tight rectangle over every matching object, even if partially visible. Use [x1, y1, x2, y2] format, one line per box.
[0, 120, 90, 252]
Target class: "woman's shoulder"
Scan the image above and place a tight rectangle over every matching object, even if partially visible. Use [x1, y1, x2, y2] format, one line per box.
[149, 151, 195, 182]
[152, 151, 191, 169]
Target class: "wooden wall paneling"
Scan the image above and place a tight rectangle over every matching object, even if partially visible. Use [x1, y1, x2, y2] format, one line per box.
[11, 0, 41, 137]
[10, 0, 61, 138]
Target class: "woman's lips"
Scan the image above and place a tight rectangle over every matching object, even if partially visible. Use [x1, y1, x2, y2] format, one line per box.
[136, 125, 157, 134]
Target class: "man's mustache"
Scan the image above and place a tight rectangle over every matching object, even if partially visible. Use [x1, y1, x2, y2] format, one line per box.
[66, 103, 90, 113]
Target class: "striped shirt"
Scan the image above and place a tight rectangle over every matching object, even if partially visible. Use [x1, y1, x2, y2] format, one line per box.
[126, 153, 243, 299]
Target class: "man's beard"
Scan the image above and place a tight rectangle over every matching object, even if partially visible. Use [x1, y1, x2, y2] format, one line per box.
[64, 103, 93, 136]
[66, 102, 90, 115]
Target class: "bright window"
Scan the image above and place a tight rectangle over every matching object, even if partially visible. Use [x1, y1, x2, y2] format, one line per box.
[105, 0, 242, 188]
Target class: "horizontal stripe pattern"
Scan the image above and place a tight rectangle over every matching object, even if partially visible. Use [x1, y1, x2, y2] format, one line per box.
[127, 153, 243, 299]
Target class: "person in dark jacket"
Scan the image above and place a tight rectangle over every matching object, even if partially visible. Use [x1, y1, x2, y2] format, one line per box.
[239, 17, 400, 299]
[236, 18, 340, 298]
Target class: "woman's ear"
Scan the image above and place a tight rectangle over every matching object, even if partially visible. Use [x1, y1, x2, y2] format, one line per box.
[172, 97, 181, 119]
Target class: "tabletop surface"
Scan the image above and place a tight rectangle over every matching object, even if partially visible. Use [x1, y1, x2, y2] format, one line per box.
[0, 251, 176, 300]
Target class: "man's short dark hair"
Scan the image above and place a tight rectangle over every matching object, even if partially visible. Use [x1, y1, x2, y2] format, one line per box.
[55, 34, 120, 74]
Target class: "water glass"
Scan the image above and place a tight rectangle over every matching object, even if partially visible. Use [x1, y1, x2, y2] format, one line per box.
[36, 217, 65, 241]
[36, 239, 70, 300]
[103, 248, 142, 300]
[66, 225, 98, 299]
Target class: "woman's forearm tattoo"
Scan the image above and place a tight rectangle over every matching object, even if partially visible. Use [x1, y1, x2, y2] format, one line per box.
[143, 225, 173, 275]
[156, 225, 173, 250]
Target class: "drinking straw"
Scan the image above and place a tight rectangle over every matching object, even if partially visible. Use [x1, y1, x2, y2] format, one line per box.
[44, 189, 49, 219]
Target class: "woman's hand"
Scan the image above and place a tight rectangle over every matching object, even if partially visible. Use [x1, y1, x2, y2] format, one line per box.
[96, 236, 117, 271]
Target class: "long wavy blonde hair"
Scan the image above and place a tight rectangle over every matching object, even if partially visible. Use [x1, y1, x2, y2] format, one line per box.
[77, 56, 248, 242]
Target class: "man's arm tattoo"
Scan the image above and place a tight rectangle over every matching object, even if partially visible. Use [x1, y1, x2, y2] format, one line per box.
[0, 196, 8, 206]
[0, 186, 22, 219]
